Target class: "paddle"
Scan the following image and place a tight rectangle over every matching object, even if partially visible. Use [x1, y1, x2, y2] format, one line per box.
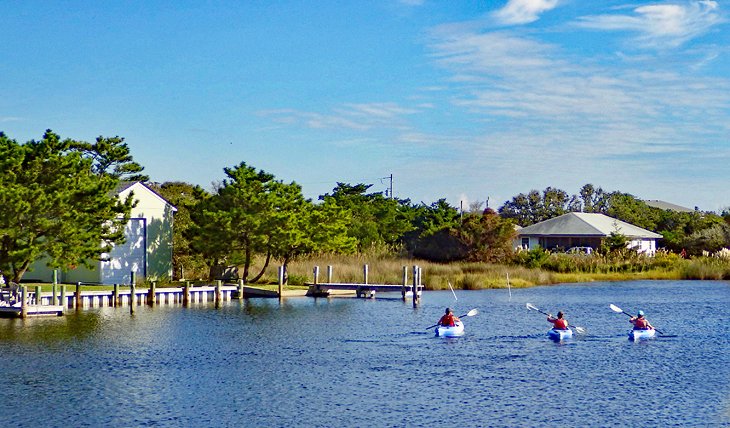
[447, 281, 458, 301]
[426, 308, 478, 330]
[526, 303, 586, 334]
[609, 304, 673, 336]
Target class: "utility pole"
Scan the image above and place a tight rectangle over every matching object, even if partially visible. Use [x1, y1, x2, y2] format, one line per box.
[389, 174, 393, 199]
[383, 174, 394, 199]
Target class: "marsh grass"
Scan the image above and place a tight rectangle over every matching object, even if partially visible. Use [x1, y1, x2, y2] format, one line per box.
[680, 257, 730, 280]
[27, 252, 730, 292]
[282, 252, 730, 289]
[284, 256, 559, 289]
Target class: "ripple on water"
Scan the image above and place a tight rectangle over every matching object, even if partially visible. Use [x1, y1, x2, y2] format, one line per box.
[0, 281, 728, 427]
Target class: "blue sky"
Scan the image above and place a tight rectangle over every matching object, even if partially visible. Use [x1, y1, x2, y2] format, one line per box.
[2, 0, 729, 211]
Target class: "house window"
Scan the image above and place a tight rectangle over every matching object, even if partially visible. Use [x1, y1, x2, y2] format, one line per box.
[521, 237, 530, 249]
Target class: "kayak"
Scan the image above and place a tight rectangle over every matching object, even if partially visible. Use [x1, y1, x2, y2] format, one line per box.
[435, 321, 464, 337]
[547, 328, 573, 341]
[628, 328, 656, 341]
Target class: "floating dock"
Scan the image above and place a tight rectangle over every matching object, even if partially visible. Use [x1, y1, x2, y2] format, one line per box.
[0, 304, 65, 318]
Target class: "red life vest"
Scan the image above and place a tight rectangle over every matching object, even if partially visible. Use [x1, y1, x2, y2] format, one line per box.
[439, 314, 455, 327]
[633, 318, 649, 329]
[551, 318, 568, 330]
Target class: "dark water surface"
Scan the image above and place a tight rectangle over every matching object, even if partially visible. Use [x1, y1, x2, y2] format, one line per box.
[1, 280, 728, 427]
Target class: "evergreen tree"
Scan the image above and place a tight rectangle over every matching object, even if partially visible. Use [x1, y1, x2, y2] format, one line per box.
[150, 181, 209, 280]
[0, 130, 133, 282]
[69, 135, 149, 181]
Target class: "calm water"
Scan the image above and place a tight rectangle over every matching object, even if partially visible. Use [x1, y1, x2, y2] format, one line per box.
[1, 280, 728, 427]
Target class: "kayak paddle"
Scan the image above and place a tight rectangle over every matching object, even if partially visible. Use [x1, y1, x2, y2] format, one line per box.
[526, 303, 586, 334]
[609, 303, 673, 336]
[426, 308, 478, 330]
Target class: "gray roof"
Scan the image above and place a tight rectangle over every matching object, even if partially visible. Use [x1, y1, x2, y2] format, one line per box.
[113, 181, 137, 195]
[516, 213, 662, 239]
[643, 200, 695, 213]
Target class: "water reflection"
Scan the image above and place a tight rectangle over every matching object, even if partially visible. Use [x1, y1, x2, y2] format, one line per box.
[0, 281, 727, 427]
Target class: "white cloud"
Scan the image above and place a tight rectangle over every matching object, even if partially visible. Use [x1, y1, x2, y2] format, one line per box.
[427, 25, 730, 162]
[259, 102, 420, 132]
[493, 0, 561, 25]
[576, 1, 723, 48]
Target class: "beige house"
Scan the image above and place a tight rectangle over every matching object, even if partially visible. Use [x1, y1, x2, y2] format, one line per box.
[514, 212, 662, 255]
[29, 182, 176, 285]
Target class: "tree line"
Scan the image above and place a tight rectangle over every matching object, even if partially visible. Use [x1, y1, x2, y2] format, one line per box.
[1, 131, 729, 284]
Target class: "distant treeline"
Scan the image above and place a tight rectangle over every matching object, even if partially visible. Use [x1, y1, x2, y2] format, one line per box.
[2, 130, 729, 285]
[153, 165, 730, 282]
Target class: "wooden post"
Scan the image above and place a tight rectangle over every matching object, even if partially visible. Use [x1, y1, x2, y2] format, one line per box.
[412, 265, 420, 308]
[130, 272, 136, 314]
[34, 285, 42, 306]
[113, 284, 119, 307]
[60, 285, 66, 309]
[215, 280, 222, 308]
[183, 281, 190, 307]
[20, 286, 27, 319]
[357, 264, 368, 298]
[401, 266, 408, 301]
[75, 282, 82, 311]
[237, 279, 244, 300]
[148, 281, 156, 306]
[277, 266, 284, 301]
[327, 265, 333, 283]
[313, 266, 320, 294]
[52, 269, 58, 305]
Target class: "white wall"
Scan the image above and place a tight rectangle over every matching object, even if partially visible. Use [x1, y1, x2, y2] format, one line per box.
[628, 238, 656, 255]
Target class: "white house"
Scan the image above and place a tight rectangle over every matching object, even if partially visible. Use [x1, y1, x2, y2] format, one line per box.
[513, 212, 662, 255]
[29, 182, 177, 284]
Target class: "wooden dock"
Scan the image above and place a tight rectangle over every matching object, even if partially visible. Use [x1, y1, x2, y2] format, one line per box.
[0, 305, 65, 318]
[306, 282, 421, 298]
[0, 264, 427, 317]
[305, 264, 424, 306]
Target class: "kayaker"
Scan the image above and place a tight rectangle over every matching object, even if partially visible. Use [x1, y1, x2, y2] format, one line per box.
[629, 310, 654, 330]
[547, 311, 569, 330]
[438, 307, 460, 327]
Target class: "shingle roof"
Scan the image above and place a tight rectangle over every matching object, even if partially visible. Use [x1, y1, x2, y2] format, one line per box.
[643, 200, 695, 213]
[516, 212, 662, 239]
[112, 181, 137, 195]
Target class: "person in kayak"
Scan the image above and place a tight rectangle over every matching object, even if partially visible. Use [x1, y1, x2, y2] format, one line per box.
[629, 310, 654, 330]
[438, 307, 460, 327]
[547, 311, 569, 330]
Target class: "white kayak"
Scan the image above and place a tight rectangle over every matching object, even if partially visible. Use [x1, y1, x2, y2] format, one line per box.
[628, 328, 656, 341]
[435, 321, 464, 337]
[547, 328, 573, 341]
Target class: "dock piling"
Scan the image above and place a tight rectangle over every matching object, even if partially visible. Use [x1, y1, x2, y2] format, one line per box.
[402, 266, 408, 301]
[20, 286, 27, 318]
[75, 282, 82, 310]
[130, 272, 136, 314]
[183, 281, 190, 307]
[148, 281, 156, 306]
[52, 269, 58, 305]
[412, 265, 421, 307]
[113, 284, 119, 307]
